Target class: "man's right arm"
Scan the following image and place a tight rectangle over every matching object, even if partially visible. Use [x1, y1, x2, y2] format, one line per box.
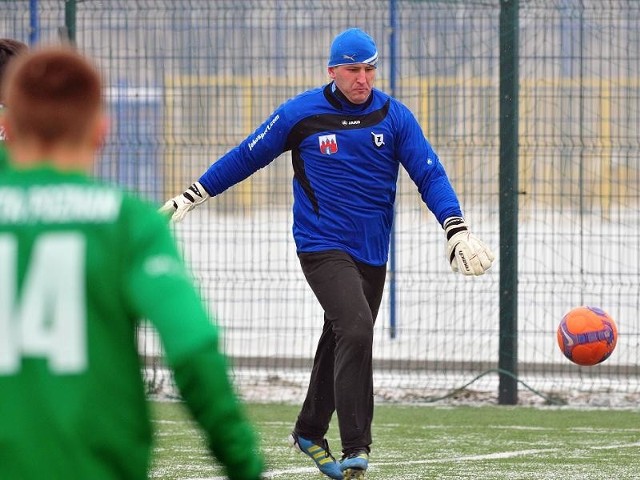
[161, 107, 289, 222]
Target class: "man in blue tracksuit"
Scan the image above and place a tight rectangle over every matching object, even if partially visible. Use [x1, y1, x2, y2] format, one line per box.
[162, 28, 494, 479]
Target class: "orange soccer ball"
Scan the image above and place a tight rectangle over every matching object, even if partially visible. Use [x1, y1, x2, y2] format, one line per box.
[556, 306, 618, 366]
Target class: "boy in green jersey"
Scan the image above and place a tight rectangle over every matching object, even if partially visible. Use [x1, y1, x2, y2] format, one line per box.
[0, 38, 28, 170]
[0, 46, 264, 479]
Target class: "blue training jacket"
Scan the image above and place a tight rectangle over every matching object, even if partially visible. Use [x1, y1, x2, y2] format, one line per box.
[199, 83, 463, 266]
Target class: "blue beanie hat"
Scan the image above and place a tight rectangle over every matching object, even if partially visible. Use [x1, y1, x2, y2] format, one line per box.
[328, 28, 378, 68]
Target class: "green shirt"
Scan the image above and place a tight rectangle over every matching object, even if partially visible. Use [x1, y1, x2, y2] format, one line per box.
[0, 105, 7, 170]
[0, 166, 263, 480]
[0, 144, 8, 170]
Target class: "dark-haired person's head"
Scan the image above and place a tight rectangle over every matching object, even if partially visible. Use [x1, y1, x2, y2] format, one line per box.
[0, 45, 106, 169]
[0, 38, 28, 103]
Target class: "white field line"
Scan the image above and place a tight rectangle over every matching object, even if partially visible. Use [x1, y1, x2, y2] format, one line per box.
[187, 441, 640, 479]
[162, 418, 640, 433]
[187, 465, 318, 480]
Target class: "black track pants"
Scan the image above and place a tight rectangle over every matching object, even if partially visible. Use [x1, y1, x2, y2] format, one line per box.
[294, 250, 386, 453]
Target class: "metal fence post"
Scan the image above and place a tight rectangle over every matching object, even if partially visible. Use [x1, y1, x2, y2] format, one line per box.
[388, 0, 398, 339]
[29, 0, 39, 45]
[64, 0, 77, 45]
[499, 0, 519, 405]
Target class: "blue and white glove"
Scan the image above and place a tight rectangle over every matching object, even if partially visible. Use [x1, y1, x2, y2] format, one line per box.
[444, 217, 494, 276]
[159, 181, 209, 222]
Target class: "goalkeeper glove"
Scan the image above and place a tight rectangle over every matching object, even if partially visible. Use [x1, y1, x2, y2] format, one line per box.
[444, 217, 495, 276]
[159, 181, 210, 222]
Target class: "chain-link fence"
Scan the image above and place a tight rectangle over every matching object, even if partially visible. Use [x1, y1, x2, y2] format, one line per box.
[3, 0, 638, 405]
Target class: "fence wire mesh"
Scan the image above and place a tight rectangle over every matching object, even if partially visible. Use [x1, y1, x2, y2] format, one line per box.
[3, 0, 638, 405]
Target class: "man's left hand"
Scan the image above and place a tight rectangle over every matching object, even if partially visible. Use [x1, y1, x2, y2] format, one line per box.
[444, 217, 495, 276]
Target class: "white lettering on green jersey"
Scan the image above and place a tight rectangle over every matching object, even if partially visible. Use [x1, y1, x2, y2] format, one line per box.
[0, 185, 122, 223]
[0, 232, 87, 374]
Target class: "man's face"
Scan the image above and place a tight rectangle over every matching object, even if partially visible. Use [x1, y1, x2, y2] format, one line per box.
[328, 64, 376, 104]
